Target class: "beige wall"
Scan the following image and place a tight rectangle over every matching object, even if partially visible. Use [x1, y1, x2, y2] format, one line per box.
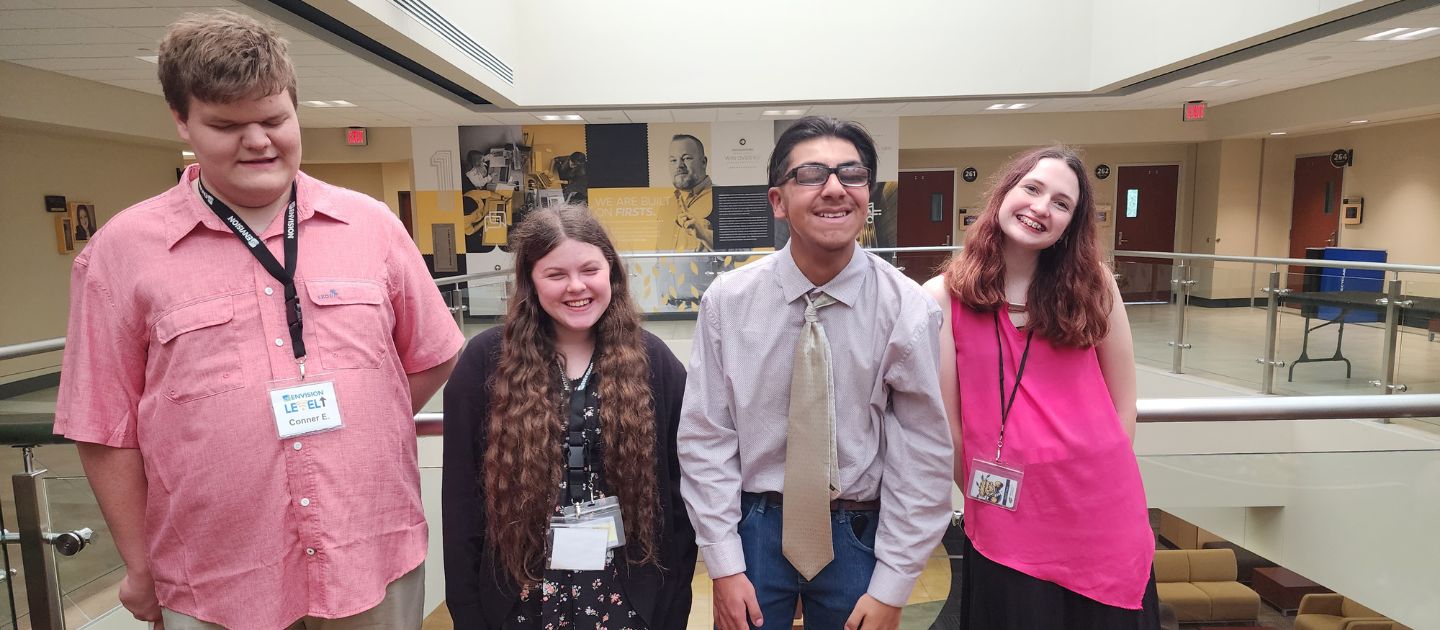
[294, 161, 413, 220]
[299, 162, 386, 209]
[0, 122, 182, 384]
[1255, 116, 1440, 292]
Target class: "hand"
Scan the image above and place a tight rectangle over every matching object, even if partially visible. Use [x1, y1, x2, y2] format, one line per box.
[713, 573, 763, 630]
[119, 570, 163, 626]
[845, 594, 901, 630]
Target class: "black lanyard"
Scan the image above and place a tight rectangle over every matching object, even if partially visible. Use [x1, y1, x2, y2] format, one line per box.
[561, 360, 596, 505]
[198, 177, 306, 364]
[992, 311, 1034, 462]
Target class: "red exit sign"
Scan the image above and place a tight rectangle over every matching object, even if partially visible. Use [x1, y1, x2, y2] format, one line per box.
[1182, 101, 1206, 122]
[345, 127, 368, 146]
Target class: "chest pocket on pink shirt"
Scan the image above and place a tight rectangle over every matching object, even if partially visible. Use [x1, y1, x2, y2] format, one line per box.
[154, 295, 244, 404]
[305, 280, 389, 370]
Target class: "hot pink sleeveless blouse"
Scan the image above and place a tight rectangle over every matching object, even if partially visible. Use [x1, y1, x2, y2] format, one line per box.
[952, 297, 1153, 609]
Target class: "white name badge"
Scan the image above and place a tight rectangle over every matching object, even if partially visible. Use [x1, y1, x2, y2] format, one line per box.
[967, 458, 1024, 511]
[269, 380, 343, 439]
[549, 525, 608, 571]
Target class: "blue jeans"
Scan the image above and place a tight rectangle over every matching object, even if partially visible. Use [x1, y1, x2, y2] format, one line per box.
[737, 492, 879, 630]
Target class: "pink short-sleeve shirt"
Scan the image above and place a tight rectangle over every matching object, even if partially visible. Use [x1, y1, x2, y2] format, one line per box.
[55, 165, 465, 630]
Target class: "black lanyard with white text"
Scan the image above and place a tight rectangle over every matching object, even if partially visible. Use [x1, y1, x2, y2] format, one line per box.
[198, 178, 307, 369]
[992, 311, 1034, 462]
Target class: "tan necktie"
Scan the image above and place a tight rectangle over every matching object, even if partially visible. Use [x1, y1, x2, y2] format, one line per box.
[783, 290, 840, 579]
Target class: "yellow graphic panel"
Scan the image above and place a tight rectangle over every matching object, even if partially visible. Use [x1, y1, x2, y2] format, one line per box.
[413, 189, 463, 254]
[587, 187, 676, 253]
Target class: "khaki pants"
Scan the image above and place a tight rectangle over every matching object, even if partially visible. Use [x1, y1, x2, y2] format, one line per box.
[161, 564, 424, 630]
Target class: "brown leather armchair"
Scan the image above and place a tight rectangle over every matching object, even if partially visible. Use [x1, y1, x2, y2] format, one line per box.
[1294, 593, 1402, 630]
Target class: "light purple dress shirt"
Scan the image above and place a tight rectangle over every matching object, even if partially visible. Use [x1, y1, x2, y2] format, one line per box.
[678, 243, 954, 607]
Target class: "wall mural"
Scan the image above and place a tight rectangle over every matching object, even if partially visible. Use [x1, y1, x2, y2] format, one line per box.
[418, 119, 899, 313]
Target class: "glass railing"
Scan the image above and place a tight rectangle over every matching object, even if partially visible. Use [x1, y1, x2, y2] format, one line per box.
[7, 247, 1440, 628]
[45, 476, 122, 629]
[1108, 252, 1440, 398]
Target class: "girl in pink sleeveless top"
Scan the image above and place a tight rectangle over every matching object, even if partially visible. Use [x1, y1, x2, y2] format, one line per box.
[923, 146, 1158, 629]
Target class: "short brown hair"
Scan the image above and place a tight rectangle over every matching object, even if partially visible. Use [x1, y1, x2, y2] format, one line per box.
[158, 10, 297, 120]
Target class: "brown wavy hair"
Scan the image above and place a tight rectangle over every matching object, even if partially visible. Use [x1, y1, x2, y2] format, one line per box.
[158, 10, 297, 120]
[485, 204, 659, 587]
[944, 146, 1112, 347]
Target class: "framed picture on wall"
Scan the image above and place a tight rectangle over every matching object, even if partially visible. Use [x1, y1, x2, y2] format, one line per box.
[55, 215, 75, 254]
[1094, 203, 1114, 227]
[70, 202, 98, 242]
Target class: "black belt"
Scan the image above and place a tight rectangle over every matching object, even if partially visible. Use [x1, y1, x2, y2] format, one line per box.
[755, 491, 880, 512]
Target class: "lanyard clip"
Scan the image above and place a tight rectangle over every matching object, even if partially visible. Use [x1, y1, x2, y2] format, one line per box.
[297, 357, 307, 380]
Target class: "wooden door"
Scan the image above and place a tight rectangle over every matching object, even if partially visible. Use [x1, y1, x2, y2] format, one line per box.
[1288, 155, 1343, 291]
[897, 170, 955, 283]
[1113, 165, 1180, 303]
[398, 190, 414, 238]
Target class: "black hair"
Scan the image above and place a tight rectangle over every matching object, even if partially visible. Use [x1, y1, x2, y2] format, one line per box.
[671, 134, 706, 156]
[767, 116, 877, 187]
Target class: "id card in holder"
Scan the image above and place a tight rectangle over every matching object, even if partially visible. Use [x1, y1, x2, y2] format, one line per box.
[268, 375, 344, 439]
[966, 458, 1023, 511]
[558, 495, 626, 549]
[549, 525, 608, 571]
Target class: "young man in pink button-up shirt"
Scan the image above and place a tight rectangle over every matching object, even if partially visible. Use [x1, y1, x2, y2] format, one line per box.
[53, 10, 463, 630]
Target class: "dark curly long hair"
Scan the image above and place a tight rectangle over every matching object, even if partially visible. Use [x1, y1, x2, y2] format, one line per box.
[484, 204, 659, 587]
[945, 145, 1112, 347]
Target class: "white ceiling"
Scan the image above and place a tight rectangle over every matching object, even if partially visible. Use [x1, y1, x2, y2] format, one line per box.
[2, 0, 1440, 129]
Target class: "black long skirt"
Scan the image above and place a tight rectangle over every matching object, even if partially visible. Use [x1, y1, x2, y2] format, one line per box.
[957, 532, 1162, 630]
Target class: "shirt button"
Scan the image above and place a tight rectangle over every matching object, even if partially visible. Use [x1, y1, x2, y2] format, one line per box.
[264, 287, 274, 296]
[299, 498, 311, 507]
[293, 442, 302, 451]
[305, 547, 316, 556]
[275, 338, 284, 347]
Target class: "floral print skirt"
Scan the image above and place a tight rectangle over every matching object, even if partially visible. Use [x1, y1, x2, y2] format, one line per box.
[507, 565, 644, 630]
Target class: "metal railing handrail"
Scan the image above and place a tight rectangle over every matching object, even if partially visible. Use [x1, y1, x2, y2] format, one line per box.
[0, 338, 66, 361]
[411, 394, 1440, 435]
[1114, 250, 1440, 275]
[617, 245, 962, 259]
[432, 268, 513, 286]
[0, 272, 515, 360]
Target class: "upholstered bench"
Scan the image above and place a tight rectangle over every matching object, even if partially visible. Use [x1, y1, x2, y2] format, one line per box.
[1154, 549, 1261, 624]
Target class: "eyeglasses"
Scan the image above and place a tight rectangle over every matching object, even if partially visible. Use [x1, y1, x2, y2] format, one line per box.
[782, 163, 873, 187]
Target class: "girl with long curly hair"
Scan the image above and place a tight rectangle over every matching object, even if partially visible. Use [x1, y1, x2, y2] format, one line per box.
[923, 147, 1160, 629]
[442, 205, 696, 629]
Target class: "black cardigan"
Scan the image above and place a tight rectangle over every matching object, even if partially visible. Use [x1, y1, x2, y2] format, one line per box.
[441, 326, 697, 629]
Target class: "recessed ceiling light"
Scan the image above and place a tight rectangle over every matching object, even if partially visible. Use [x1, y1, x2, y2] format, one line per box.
[135, 55, 158, 64]
[1358, 27, 1439, 41]
[1359, 27, 1413, 41]
[1393, 27, 1440, 40]
[1187, 80, 1217, 88]
[1270, 132, 1287, 136]
[181, 151, 194, 158]
[302, 100, 355, 108]
[762, 109, 808, 117]
[329, 100, 355, 107]
[985, 104, 1008, 110]
[1349, 120, 1369, 124]
[536, 114, 563, 121]
[1213, 79, 1242, 87]
[1007, 103, 1033, 110]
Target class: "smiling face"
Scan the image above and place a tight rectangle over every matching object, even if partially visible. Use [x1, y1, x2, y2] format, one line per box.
[173, 91, 301, 210]
[768, 136, 870, 264]
[531, 237, 613, 342]
[997, 157, 1079, 254]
